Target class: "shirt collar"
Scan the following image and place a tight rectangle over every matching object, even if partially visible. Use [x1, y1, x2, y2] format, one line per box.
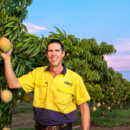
[45, 63, 66, 75]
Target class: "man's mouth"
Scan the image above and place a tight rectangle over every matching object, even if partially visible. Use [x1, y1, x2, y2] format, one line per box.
[51, 58, 57, 61]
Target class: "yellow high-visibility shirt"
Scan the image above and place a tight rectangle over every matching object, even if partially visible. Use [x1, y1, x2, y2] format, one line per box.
[18, 64, 90, 126]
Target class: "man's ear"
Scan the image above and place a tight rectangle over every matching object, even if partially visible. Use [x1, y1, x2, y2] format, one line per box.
[62, 51, 65, 58]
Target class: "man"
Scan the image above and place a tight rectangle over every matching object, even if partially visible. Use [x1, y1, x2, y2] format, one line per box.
[2, 39, 91, 130]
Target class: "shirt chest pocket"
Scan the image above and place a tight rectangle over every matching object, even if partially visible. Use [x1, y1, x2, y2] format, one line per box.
[55, 85, 74, 105]
[34, 81, 48, 99]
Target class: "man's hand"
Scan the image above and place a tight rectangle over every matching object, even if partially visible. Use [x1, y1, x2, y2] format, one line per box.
[1, 43, 22, 89]
[1, 43, 13, 61]
[79, 102, 90, 130]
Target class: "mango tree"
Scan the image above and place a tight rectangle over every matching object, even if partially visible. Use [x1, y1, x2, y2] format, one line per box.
[0, 0, 34, 129]
[99, 67, 130, 114]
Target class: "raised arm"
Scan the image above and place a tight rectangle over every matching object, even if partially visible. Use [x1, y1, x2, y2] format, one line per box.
[1, 43, 22, 89]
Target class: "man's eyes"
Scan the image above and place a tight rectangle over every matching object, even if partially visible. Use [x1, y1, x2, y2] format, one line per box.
[48, 50, 60, 52]
[56, 50, 60, 52]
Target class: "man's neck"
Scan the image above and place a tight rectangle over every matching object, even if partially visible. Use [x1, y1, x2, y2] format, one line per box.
[50, 64, 64, 78]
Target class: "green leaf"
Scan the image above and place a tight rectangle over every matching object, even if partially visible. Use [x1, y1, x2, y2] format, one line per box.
[0, 109, 2, 118]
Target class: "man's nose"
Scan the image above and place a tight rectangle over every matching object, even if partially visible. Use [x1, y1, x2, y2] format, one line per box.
[52, 51, 55, 55]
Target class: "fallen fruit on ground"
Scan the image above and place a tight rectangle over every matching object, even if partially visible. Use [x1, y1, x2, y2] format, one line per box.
[93, 107, 96, 111]
[1, 90, 13, 103]
[23, 92, 33, 103]
[2, 126, 11, 130]
[0, 37, 11, 52]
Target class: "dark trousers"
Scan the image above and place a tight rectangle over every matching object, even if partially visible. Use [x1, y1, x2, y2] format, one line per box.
[35, 123, 72, 130]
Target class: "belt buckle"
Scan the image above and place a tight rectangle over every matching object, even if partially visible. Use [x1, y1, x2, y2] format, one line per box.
[46, 126, 57, 130]
[46, 126, 50, 130]
[51, 126, 57, 130]
[63, 123, 67, 127]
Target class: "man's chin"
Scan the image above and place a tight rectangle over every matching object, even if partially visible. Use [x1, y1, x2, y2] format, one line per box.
[50, 64, 58, 67]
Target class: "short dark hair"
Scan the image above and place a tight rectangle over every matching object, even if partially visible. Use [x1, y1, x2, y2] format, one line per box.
[46, 39, 64, 52]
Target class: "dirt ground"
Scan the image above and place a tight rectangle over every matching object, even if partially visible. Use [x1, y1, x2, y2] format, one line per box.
[11, 106, 130, 130]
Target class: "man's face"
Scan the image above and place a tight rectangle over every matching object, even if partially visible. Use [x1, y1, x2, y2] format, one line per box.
[46, 43, 65, 67]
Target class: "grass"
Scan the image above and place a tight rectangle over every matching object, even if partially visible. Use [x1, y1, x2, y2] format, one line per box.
[105, 108, 130, 118]
[92, 117, 125, 127]
[14, 100, 33, 114]
[90, 103, 130, 127]
[16, 107, 33, 114]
